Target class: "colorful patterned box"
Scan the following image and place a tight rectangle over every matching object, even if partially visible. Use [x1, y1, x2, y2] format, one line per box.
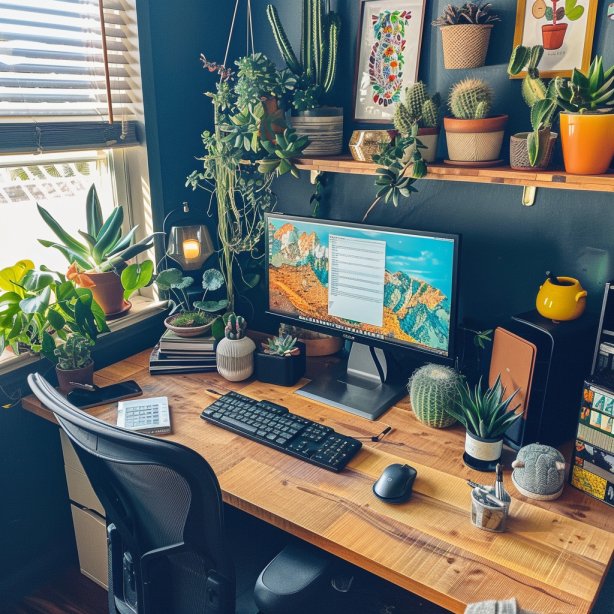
[569, 378, 614, 506]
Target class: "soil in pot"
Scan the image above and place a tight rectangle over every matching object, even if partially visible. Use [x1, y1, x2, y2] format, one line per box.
[510, 131, 558, 170]
[87, 271, 126, 316]
[560, 112, 614, 175]
[444, 115, 508, 163]
[56, 361, 94, 395]
[290, 107, 343, 156]
[542, 23, 567, 50]
[464, 431, 503, 472]
[254, 341, 307, 387]
[165, 312, 214, 338]
[440, 24, 492, 69]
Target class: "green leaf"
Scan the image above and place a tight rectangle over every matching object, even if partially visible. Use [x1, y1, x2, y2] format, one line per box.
[19, 286, 51, 315]
[211, 316, 225, 341]
[92, 206, 124, 263]
[38, 240, 91, 270]
[37, 204, 90, 260]
[121, 261, 154, 300]
[566, 4, 584, 19]
[76, 289, 109, 334]
[21, 269, 55, 292]
[41, 331, 57, 361]
[156, 268, 183, 291]
[74, 292, 97, 339]
[86, 184, 103, 238]
[47, 309, 66, 331]
[193, 299, 228, 312]
[202, 269, 224, 291]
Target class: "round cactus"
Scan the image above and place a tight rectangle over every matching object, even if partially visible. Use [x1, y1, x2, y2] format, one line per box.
[406, 81, 429, 118]
[224, 313, 247, 340]
[408, 364, 459, 428]
[448, 78, 493, 120]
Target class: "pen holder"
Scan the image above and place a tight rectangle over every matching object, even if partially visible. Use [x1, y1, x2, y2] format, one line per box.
[471, 488, 510, 533]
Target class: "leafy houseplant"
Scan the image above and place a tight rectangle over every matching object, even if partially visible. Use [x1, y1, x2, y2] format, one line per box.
[394, 82, 442, 163]
[432, 1, 500, 69]
[446, 375, 522, 471]
[255, 334, 307, 387]
[267, 0, 343, 155]
[187, 53, 309, 313]
[155, 268, 228, 338]
[37, 184, 159, 316]
[507, 45, 558, 169]
[444, 78, 508, 164]
[215, 314, 256, 382]
[54, 334, 94, 394]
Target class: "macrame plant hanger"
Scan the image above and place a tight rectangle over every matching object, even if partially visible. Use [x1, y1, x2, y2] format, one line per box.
[222, 0, 255, 74]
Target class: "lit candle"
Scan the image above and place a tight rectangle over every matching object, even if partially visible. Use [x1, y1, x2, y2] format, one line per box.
[182, 239, 200, 260]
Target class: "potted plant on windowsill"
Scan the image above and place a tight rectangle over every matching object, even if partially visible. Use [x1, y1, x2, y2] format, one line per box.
[55, 334, 94, 394]
[267, 1, 342, 156]
[444, 78, 508, 165]
[255, 334, 307, 387]
[432, 1, 500, 70]
[37, 184, 160, 317]
[446, 375, 523, 472]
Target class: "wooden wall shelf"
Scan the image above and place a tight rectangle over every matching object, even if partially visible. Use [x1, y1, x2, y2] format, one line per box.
[294, 155, 614, 194]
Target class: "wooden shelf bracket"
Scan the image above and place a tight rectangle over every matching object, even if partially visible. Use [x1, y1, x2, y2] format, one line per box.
[522, 186, 537, 206]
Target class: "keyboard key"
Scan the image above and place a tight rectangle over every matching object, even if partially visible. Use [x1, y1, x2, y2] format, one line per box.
[219, 416, 257, 433]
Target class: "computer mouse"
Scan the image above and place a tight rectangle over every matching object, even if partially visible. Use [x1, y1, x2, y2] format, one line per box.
[372, 463, 417, 504]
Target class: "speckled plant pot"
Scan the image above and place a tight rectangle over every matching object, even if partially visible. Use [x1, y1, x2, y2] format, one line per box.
[510, 132, 557, 171]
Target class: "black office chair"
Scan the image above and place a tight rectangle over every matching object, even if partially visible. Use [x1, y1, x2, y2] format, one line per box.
[27, 373, 350, 614]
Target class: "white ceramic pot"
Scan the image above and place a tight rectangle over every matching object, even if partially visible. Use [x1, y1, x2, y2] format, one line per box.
[403, 127, 440, 164]
[465, 431, 503, 462]
[216, 336, 256, 382]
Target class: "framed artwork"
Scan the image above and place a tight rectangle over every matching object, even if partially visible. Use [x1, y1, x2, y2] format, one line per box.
[511, 0, 598, 79]
[353, 0, 426, 123]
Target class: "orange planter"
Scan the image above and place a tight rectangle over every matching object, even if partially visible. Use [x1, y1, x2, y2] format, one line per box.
[542, 23, 567, 50]
[560, 112, 614, 175]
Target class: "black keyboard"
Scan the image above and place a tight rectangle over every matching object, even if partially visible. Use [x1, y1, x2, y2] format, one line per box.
[200, 391, 362, 472]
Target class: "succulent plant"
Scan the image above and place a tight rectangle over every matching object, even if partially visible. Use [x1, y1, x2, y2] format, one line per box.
[432, 0, 500, 26]
[264, 334, 299, 356]
[408, 364, 459, 428]
[224, 313, 247, 340]
[394, 82, 441, 132]
[448, 78, 493, 120]
[54, 334, 92, 371]
[446, 375, 523, 440]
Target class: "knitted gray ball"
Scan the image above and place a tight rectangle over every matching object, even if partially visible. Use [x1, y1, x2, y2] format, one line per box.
[511, 444, 566, 500]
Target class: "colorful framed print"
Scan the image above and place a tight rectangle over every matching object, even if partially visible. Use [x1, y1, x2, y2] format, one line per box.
[511, 0, 598, 79]
[353, 0, 426, 123]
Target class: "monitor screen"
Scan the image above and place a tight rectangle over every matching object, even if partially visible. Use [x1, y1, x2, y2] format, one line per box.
[265, 214, 459, 358]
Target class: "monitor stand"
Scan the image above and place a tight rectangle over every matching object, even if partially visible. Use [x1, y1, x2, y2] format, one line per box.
[295, 342, 408, 421]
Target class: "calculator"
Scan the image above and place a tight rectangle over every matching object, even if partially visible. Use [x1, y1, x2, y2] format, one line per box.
[117, 397, 171, 435]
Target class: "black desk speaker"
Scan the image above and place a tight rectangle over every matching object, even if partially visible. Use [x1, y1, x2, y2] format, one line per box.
[490, 310, 598, 450]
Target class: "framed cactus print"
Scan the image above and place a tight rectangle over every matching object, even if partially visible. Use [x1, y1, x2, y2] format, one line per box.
[353, 0, 427, 122]
[511, 0, 598, 78]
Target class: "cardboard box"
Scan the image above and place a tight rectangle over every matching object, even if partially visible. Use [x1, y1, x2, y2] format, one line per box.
[71, 504, 108, 590]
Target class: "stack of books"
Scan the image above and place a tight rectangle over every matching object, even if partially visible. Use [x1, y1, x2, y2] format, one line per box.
[149, 330, 217, 375]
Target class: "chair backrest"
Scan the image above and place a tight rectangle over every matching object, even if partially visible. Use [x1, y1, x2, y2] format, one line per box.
[28, 373, 235, 614]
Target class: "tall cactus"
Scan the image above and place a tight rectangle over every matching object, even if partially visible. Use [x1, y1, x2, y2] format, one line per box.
[267, 0, 340, 107]
[448, 78, 493, 120]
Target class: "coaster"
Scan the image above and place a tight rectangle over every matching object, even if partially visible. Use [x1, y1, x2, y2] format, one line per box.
[444, 159, 504, 168]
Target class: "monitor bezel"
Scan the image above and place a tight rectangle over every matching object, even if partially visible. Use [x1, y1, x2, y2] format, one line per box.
[264, 213, 460, 361]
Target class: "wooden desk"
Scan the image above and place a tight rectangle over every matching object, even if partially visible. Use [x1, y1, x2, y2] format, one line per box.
[21, 350, 614, 614]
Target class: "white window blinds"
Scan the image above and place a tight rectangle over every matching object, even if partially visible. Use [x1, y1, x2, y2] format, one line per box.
[0, 0, 140, 152]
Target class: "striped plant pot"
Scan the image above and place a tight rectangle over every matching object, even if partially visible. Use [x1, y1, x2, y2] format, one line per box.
[290, 107, 343, 156]
[216, 336, 256, 382]
[510, 131, 557, 171]
[444, 115, 508, 162]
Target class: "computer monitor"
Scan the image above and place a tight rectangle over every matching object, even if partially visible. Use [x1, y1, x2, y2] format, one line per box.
[265, 213, 460, 420]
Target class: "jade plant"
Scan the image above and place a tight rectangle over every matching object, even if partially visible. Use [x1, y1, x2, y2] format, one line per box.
[267, 0, 340, 110]
[432, 1, 500, 26]
[448, 78, 493, 119]
[225, 313, 247, 340]
[263, 334, 300, 356]
[446, 375, 522, 440]
[394, 82, 441, 132]
[55, 334, 92, 371]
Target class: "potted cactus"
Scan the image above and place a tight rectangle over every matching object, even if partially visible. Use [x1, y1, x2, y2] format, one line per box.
[394, 82, 442, 163]
[507, 45, 558, 170]
[432, 1, 500, 70]
[215, 314, 256, 382]
[267, 0, 342, 156]
[408, 364, 459, 428]
[445, 375, 523, 472]
[38, 184, 160, 317]
[443, 78, 508, 165]
[55, 334, 94, 395]
[254, 334, 307, 387]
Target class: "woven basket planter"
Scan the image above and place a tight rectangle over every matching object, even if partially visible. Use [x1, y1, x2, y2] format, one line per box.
[440, 24, 493, 69]
[290, 107, 343, 156]
[510, 132, 557, 171]
[444, 115, 508, 162]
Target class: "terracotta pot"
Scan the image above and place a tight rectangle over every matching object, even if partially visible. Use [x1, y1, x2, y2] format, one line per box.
[560, 112, 614, 175]
[164, 314, 214, 338]
[444, 115, 508, 162]
[542, 23, 567, 50]
[403, 127, 440, 164]
[86, 271, 125, 316]
[290, 107, 343, 156]
[440, 24, 493, 69]
[510, 131, 558, 170]
[261, 97, 285, 140]
[56, 361, 94, 395]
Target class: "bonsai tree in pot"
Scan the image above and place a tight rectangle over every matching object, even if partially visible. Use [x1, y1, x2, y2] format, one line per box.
[444, 78, 508, 164]
[155, 268, 228, 338]
[254, 333, 307, 387]
[446, 375, 522, 472]
[37, 184, 159, 317]
[394, 81, 442, 163]
[267, 0, 342, 155]
[507, 45, 558, 170]
[432, 1, 500, 70]
[54, 334, 94, 394]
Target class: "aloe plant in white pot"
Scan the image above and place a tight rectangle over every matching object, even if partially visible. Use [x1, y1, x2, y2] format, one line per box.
[446, 375, 522, 472]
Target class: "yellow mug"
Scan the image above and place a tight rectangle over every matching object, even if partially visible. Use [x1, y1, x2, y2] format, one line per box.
[536, 276, 587, 322]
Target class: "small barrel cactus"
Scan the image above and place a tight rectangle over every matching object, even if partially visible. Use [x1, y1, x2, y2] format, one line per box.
[394, 82, 441, 133]
[408, 364, 460, 428]
[225, 314, 247, 340]
[448, 78, 493, 120]
[54, 335, 93, 370]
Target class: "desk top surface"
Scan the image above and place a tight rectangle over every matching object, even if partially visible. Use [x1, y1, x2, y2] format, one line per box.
[21, 349, 614, 614]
